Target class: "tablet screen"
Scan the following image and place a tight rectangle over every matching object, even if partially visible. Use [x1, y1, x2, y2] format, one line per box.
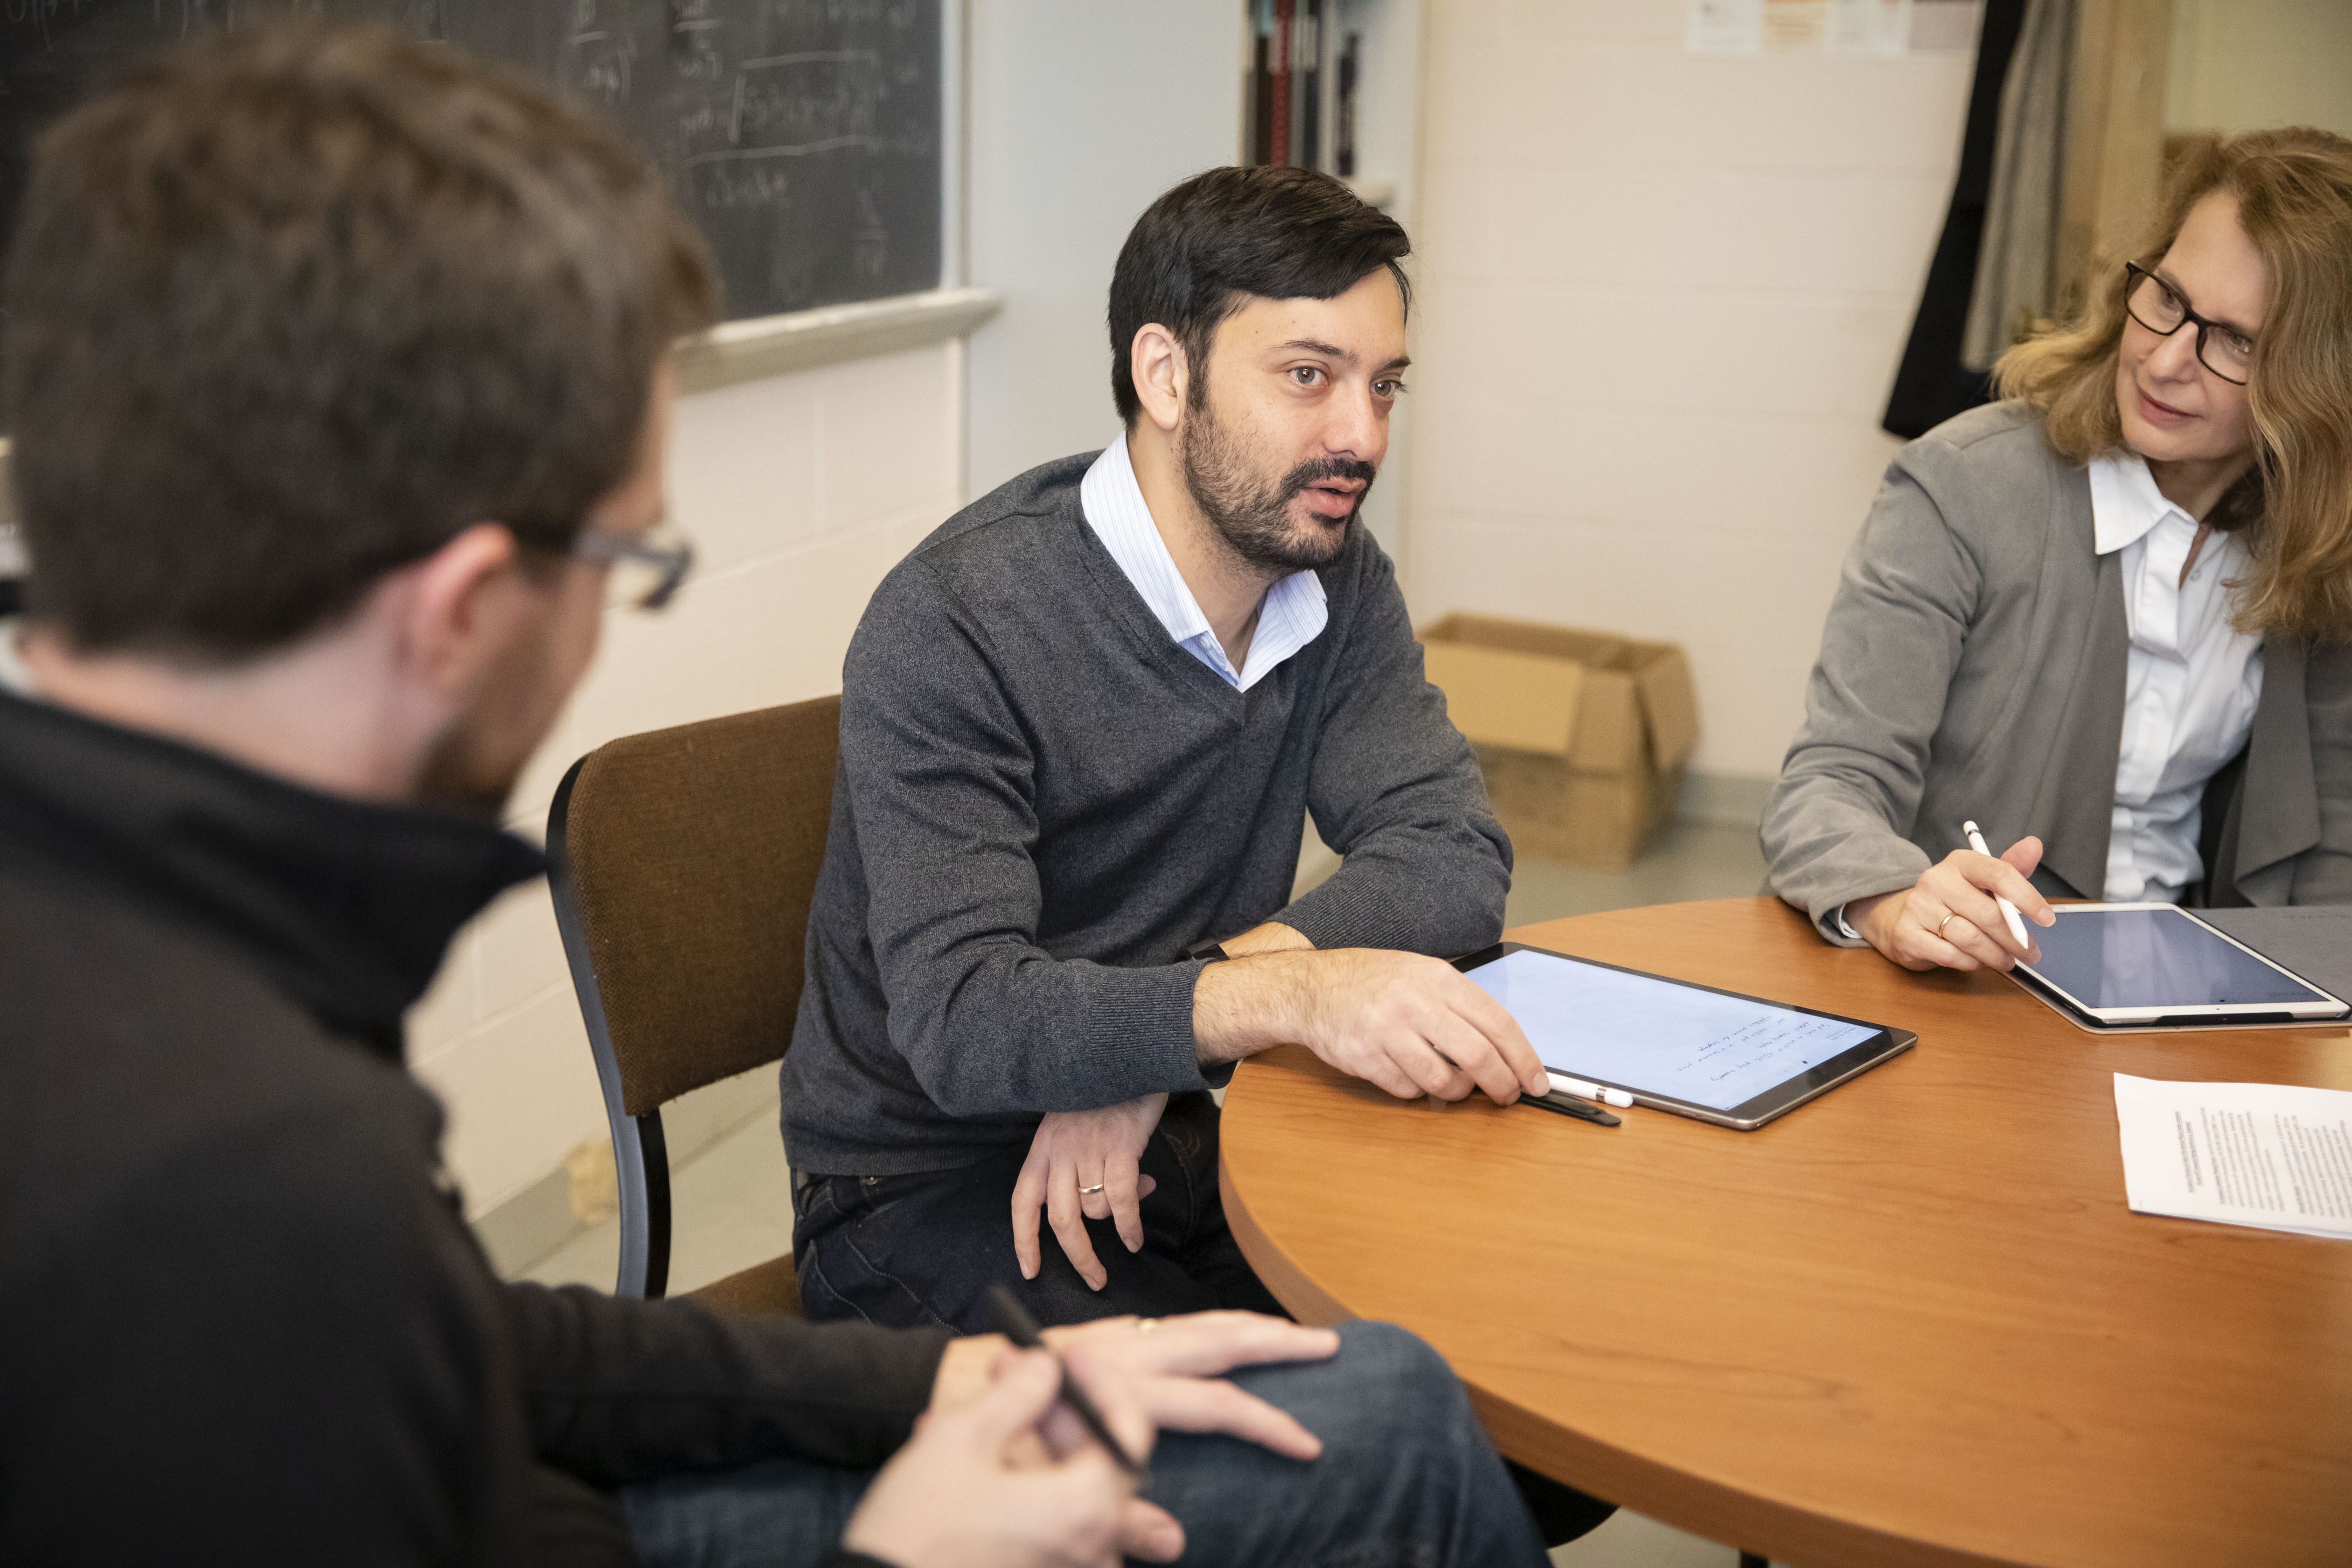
[2024, 906, 2331, 1009]
[1464, 948, 1879, 1112]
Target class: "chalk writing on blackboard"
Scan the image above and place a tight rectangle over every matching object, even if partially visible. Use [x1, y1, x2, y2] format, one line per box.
[0, 0, 943, 323]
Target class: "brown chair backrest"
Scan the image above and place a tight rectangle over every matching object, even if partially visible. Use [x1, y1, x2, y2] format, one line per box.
[549, 695, 840, 1116]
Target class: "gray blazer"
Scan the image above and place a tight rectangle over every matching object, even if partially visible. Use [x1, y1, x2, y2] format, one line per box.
[1764, 402, 2352, 943]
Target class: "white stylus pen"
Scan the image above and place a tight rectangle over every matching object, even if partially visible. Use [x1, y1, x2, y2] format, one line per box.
[1963, 819, 2034, 950]
[1546, 1071, 1635, 1109]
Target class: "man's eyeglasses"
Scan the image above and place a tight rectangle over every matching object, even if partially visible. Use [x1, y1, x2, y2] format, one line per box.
[570, 516, 695, 611]
[2123, 262, 2255, 386]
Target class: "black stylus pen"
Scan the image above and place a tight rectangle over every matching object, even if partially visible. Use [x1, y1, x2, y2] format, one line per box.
[1522, 1089, 1621, 1126]
[982, 1284, 1147, 1478]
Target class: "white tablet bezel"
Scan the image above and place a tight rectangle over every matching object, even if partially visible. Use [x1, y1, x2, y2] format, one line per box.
[2007, 902, 2349, 1027]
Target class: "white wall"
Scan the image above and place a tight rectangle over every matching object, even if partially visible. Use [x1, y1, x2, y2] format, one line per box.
[2166, 0, 2352, 140]
[963, 2, 1244, 496]
[409, 344, 962, 1216]
[1401, 0, 1976, 779]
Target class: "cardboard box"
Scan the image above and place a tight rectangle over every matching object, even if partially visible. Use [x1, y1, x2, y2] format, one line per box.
[1418, 613, 1700, 871]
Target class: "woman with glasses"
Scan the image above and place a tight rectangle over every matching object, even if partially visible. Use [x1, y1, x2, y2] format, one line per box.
[1764, 128, 2352, 973]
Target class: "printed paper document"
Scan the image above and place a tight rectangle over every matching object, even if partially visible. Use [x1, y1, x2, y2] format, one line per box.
[2112, 1073, 2352, 1240]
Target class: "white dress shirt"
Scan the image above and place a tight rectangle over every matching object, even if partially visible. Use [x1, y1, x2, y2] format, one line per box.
[2090, 450, 2264, 902]
[1079, 431, 1328, 692]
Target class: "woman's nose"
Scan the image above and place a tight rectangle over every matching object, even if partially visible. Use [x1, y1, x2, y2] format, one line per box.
[2143, 320, 2203, 381]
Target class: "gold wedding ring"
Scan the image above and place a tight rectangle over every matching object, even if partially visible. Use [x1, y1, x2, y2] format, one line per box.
[1080, 1182, 1105, 1195]
[1938, 913, 1958, 938]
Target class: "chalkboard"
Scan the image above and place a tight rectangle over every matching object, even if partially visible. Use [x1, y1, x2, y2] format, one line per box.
[0, 0, 944, 323]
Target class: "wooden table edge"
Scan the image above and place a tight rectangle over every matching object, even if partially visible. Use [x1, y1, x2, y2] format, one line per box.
[1219, 1112, 2025, 1568]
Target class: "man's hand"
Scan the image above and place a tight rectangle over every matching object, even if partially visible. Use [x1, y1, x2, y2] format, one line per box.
[1196, 948, 1549, 1104]
[934, 1311, 1336, 1464]
[1847, 836, 2055, 972]
[1012, 1094, 1167, 1291]
[906, 1310, 1342, 1566]
[843, 1346, 1164, 1568]
[1045, 1310, 1335, 1464]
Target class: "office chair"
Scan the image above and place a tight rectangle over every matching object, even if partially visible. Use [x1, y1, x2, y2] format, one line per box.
[545, 694, 841, 1313]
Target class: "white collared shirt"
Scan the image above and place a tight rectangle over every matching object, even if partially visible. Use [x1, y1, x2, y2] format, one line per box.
[2090, 450, 2264, 902]
[1079, 432, 1327, 692]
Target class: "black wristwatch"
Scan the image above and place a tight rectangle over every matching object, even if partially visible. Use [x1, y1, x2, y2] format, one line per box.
[1182, 935, 1232, 964]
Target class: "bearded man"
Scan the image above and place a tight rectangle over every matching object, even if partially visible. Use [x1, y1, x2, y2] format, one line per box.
[783, 166, 1550, 1333]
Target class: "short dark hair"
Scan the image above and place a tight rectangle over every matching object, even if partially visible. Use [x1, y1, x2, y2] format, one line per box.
[1107, 165, 1410, 425]
[3, 22, 717, 661]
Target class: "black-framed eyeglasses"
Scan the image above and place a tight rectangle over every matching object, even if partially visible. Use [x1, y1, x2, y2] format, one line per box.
[570, 515, 695, 611]
[2122, 262, 2254, 386]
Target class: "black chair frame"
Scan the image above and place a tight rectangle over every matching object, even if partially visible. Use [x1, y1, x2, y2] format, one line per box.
[546, 756, 673, 1300]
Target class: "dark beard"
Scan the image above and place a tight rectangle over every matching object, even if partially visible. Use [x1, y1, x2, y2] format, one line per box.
[1178, 398, 1376, 573]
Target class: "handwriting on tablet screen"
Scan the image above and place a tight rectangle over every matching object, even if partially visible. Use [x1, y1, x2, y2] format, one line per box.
[1467, 951, 1873, 1112]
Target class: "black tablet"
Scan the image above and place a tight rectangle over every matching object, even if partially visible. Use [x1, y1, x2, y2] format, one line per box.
[1454, 942, 1915, 1131]
[2008, 903, 2349, 1030]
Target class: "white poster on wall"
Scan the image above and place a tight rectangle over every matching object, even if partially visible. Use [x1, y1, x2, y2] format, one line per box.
[1689, 0, 1979, 54]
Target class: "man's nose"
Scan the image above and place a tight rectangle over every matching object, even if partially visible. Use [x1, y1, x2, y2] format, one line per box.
[1325, 383, 1387, 467]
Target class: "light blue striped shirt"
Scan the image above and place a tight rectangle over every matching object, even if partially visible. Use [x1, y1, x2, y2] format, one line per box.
[1079, 432, 1328, 692]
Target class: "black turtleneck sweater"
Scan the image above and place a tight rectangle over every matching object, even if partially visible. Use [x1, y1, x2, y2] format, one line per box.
[0, 690, 950, 1566]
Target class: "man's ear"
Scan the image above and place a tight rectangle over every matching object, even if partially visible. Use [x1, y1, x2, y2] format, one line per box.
[1130, 323, 1189, 435]
[391, 522, 534, 698]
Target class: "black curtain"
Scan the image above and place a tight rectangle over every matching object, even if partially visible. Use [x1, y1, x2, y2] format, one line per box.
[1882, 0, 2032, 439]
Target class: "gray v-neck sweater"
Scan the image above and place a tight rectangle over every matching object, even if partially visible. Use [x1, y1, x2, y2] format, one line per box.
[780, 453, 1509, 1176]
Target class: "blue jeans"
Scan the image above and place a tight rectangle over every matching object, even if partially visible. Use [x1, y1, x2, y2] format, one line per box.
[790, 1091, 1285, 1332]
[621, 1319, 1549, 1568]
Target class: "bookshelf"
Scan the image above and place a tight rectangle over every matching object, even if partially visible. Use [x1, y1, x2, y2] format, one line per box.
[1241, 0, 1424, 232]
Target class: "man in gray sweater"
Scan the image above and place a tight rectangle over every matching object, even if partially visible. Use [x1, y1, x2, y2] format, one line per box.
[785, 166, 1550, 1333]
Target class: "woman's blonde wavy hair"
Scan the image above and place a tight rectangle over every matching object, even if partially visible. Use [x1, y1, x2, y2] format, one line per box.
[1993, 128, 2352, 640]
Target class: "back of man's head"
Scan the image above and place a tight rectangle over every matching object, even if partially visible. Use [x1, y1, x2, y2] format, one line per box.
[3, 23, 715, 662]
[1107, 164, 1409, 426]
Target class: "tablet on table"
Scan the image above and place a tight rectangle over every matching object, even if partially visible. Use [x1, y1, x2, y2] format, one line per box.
[2008, 902, 2349, 1032]
[1454, 942, 1915, 1130]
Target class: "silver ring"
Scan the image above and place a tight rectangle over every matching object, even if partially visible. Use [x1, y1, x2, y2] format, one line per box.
[1937, 913, 1959, 938]
[1079, 1183, 1105, 1195]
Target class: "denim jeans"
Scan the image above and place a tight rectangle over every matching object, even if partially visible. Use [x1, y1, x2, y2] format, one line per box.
[620, 1319, 1550, 1568]
[790, 1090, 1285, 1331]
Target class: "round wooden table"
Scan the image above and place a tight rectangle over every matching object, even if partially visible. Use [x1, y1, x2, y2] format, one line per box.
[1218, 898, 2352, 1568]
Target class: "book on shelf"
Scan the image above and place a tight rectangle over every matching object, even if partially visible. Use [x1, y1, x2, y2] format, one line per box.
[1247, 0, 1356, 177]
